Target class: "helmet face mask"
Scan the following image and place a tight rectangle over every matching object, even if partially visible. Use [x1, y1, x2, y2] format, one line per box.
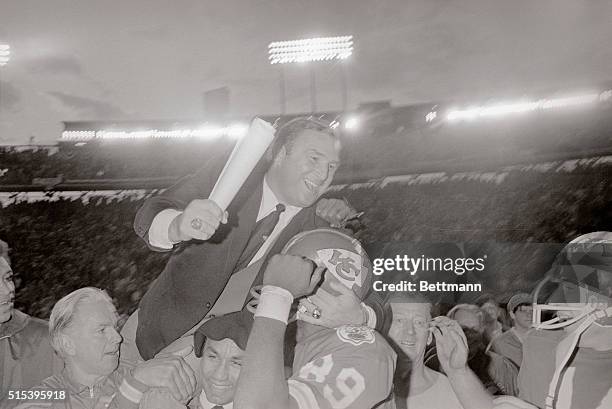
[533, 233, 612, 330]
[529, 233, 612, 409]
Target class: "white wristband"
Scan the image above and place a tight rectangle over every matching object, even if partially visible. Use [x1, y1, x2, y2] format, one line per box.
[254, 285, 294, 324]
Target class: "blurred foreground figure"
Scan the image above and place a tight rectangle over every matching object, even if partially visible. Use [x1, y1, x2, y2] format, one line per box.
[519, 232, 612, 409]
[14, 287, 197, 409]
[0, 240, 58, 407]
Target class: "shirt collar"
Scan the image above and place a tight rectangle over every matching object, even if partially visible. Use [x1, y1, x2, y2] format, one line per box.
[0, 309, 29, 339]
[58, 366, 109, 396]
[199, 390, 233, 409]
[259, 177, 301, 220]
[58, 368, 90, 395]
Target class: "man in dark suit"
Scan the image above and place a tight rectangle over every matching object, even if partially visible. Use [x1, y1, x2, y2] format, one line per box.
[128, 117, 384, 362]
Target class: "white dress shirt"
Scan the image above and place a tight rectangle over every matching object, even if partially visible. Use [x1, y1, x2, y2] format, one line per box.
[148, 176, 301, 264]
[146, 178, 377, 328]
[198, 391, 233, 409]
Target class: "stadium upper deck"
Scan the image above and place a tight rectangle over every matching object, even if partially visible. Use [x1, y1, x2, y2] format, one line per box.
[2, 86, 611, 189]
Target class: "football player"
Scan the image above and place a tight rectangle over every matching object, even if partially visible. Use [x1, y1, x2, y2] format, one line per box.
[233, 228, 396, 409]
[519, 231, 612, 409]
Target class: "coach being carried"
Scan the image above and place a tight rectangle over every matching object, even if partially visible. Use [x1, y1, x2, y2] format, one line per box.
[131, 117, 385, 361]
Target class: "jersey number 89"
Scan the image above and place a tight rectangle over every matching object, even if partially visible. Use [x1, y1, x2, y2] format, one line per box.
[298, 354, 366, 409]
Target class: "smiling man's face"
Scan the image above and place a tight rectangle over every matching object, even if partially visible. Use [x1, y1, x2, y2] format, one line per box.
[388, 302, 432, 361]
[267, 129, 340, 208]
[200, 338, 244, 405]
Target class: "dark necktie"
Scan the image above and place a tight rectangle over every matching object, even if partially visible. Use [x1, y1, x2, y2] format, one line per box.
[235, 203, 285, 271]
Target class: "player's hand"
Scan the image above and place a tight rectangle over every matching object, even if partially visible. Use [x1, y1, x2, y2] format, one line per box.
[298, 280, 365, 327]
[431, 317, 469, 373]
[133, 346, 197, 403]
[263, 254, 324, 298]
[316, 198, 359, 228]
[169, 199, 228, 243]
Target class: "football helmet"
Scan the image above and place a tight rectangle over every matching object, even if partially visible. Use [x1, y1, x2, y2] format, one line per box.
[532, 231, 612, 330]
[281, 228, 373, 301]
[531, 232, 612, 409]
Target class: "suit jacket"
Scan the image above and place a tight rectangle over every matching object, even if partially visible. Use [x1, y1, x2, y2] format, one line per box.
[134, 158, 333, 359]
[134, 159, 387, 360]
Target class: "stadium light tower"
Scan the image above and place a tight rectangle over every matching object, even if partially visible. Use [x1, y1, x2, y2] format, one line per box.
[268, 36, 353, 114]
[0, 44, 10, 123]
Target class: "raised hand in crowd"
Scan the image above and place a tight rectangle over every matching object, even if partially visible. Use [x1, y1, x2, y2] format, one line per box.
[431, 316, 470, 373]
[431, 316, 494, 409]
[315, 198, 359, 228]
[262, 254, 324, 298]
[168, 199, 228, 242]
[133, 346, 197, 403]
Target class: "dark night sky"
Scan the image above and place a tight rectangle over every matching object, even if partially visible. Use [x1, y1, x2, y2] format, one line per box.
[1, 0, 611, 144]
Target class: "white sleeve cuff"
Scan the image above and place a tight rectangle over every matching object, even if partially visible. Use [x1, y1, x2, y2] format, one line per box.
[254, 285, 294, 324]
[148, 209, 183, 249]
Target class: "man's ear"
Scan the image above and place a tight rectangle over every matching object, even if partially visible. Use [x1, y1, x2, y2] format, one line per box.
[272, 146, 287, 167]
[60, 334, 77, 356]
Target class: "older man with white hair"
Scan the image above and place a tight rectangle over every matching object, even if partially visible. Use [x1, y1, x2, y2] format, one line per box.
[14, 287, 197, 409]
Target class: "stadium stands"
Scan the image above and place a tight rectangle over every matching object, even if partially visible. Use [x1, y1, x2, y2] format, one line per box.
[1, 157, 610, 318]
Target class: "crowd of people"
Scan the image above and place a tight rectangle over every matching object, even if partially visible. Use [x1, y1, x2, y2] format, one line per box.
[0, 198, 169, 319]
[1, 156, 610, 318]
[0, 141, 233, 185]
[1, 117, 610, 409]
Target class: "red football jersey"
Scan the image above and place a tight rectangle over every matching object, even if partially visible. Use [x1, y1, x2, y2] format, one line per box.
[289, 325, 396, 409]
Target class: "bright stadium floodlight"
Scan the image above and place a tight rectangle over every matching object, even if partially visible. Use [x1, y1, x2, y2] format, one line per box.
[343, 115, 360, 131]
[268, 36, 354, 113]
[226, 123, 249, 140]
[268, 36, 353, 65]
[60, 124, 251, 142]
[446, 91, 608, 122]
[0, 44, 9, 66]
[0, 44, 10, 124]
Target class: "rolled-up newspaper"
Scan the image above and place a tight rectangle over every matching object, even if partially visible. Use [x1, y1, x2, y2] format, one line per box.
[209, 118, 276, 211]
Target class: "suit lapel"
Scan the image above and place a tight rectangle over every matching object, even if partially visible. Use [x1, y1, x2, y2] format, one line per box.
[223, 171, 264, 276]
[247, 207, 316, 292]
[269, 207, 312, 254]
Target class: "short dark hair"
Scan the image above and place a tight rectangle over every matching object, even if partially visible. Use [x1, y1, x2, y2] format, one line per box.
[265, 117, 340, 163]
